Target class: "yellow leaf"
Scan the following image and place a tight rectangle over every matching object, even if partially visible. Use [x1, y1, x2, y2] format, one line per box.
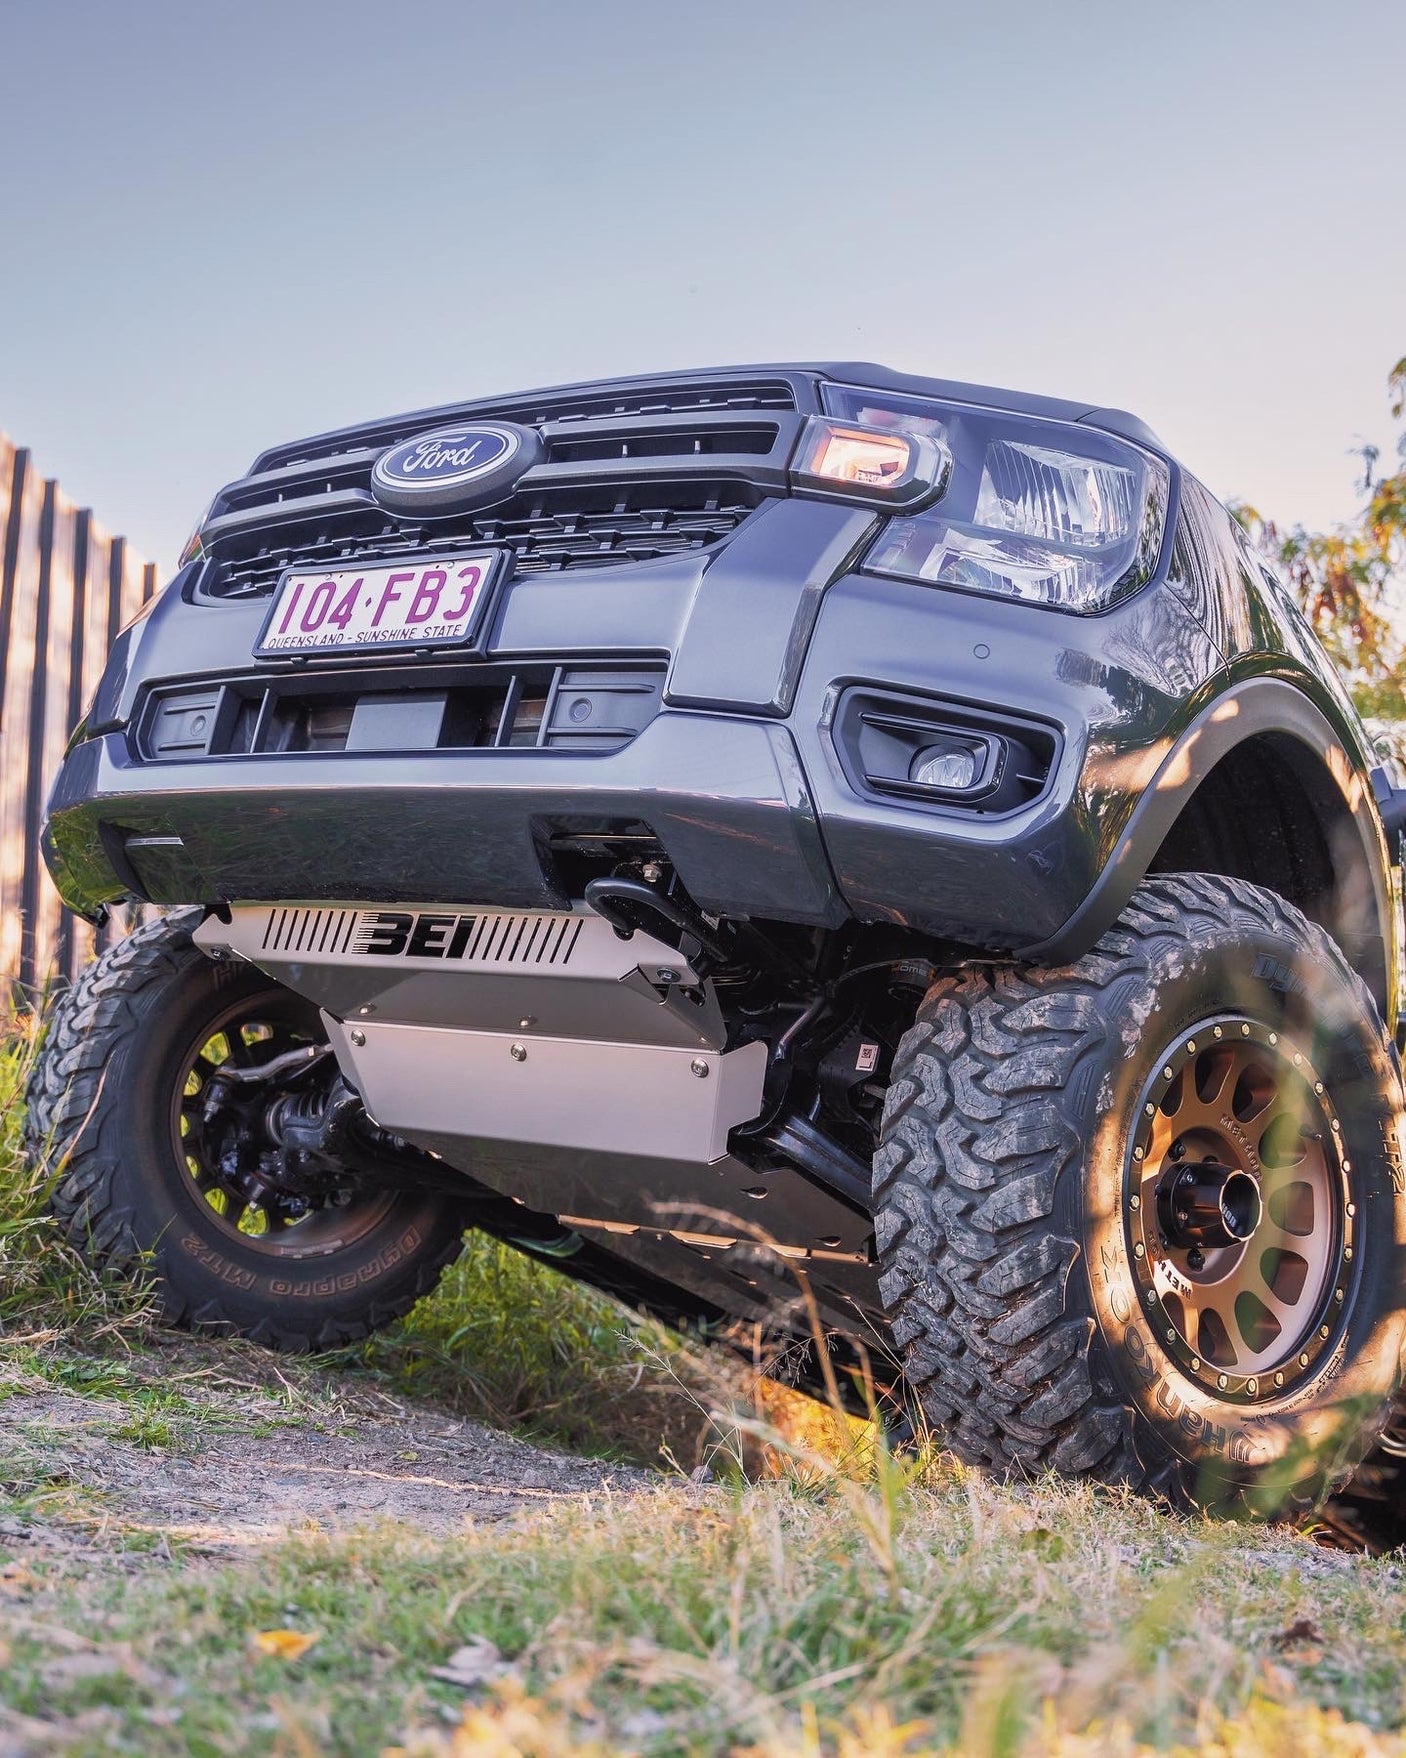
[250, 1628, 321, 1661]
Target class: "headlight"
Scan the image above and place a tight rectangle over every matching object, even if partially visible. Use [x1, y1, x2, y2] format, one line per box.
[822, 383, 1171, 613]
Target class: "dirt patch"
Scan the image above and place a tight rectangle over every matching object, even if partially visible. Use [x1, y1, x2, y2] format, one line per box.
[0, 1338, 658, 1567]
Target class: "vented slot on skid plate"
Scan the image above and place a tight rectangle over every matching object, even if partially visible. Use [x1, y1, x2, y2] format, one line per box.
[259, 907, 585, 968]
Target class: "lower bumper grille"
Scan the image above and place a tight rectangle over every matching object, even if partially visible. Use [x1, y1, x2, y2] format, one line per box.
[138, 661, 667, 761]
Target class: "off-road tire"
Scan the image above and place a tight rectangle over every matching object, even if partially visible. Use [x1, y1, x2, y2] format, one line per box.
[875, 873, 1406, 1515]
[24, 910, 471, 1350]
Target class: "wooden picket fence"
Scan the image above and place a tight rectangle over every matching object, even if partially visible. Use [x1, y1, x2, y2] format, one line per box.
[0, 431, 155, 1006]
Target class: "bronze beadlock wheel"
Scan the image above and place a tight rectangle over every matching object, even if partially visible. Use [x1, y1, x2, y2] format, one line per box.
[1127, 1017, 1353, 1405]
[875, 872, 1406, 1515]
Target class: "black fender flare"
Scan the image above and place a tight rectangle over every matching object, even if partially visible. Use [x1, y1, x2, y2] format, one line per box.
[1017, 678, 1396, 1016]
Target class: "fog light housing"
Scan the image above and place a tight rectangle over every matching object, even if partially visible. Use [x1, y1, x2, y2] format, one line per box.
[910, 740, 981, 792]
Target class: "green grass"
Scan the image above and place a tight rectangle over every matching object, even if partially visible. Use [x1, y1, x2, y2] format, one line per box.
[4, 1470, 1406, 1755]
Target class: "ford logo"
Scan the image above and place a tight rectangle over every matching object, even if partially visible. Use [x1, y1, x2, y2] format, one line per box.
[370, 419, 542, 514]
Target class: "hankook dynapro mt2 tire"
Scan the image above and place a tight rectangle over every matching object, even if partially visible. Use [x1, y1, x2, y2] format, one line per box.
[874, 873, 1406, 1515]
[24, 911, 471, 1350]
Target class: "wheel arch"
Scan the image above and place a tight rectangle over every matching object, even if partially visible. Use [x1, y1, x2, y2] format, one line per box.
[1020, 679, 1398, 1023]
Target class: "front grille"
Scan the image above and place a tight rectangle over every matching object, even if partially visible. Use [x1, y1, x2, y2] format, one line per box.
[195, 483, 760, 603]
[138, 661, 667, 761]
[255, 378, 798, 474]
[192, 374, 802, 606]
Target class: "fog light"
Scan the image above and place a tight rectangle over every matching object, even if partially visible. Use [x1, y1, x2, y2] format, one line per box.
[910, 740, 981, 791]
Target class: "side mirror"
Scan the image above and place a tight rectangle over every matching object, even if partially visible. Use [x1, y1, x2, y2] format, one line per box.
[1369, 765, 1406, 858]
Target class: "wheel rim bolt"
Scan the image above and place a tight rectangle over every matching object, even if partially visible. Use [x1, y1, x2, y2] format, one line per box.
[1214, 1027, 1223, 1039]
[1133, 1242, 1145, 1258]
[1242, 1024, 1251, 1036]
[1191, 1357, 1201, 1371]
[1217, 1374, 1229, 1389]
[1345, 1247, 1353, 1260]
[1129, 1193, 1141, 1209]
[1315, 1082, 1324, 1094]
[1145, 1289, 1157, 1306]
[1269, 1033, 1278, 1045]
[1274, 1372, 1284, 1387]
[1186, 1041, 1197, 1053]
[1133, 1147, 1144, 1162]
[1247, 1378, 1258, 1394]
[1166, 1328, 1176, 1342]
[1335, 1289, 1344, 1302]
[1347, 1203, 1356, 1217]
[1320, 1325, 1331, 1337]
[1299, 1353, 1310, 1367]
[1163, 1066, 1174, 1079]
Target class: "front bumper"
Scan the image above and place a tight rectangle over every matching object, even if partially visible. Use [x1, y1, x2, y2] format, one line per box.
[45, 496, 1224, 957]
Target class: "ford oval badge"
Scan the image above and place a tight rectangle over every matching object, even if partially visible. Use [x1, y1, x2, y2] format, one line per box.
[370, 420, 542, 513]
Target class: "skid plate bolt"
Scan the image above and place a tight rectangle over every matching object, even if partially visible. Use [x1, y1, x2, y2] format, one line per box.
[510, 1043, 527, 1062]
[690, 1058, 710, 1079]
[349, 1029, 366, 1047]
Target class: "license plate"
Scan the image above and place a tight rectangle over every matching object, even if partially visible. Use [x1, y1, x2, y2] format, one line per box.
[255, 551, 502, 656]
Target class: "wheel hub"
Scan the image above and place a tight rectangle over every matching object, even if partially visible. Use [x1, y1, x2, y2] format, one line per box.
[1126, 1017, 1354, 1403]
[1155, 1158, 1262, 1251]
[174, 995, 394, 1255]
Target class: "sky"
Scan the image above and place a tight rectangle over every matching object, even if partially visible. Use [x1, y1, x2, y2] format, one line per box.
[1, 0, 1402, 577]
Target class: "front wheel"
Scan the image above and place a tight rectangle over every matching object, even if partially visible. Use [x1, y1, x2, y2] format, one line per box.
[875, 873, 1406, 1515]
[24, 911, 471, 1350]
